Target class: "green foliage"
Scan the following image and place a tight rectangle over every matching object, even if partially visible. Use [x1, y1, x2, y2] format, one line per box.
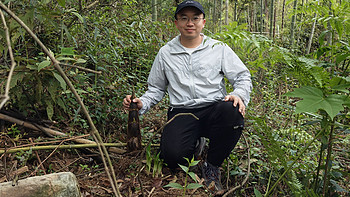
[145, 144, 163, 178]
[164, 157, 203, 196]
[285, 86, 350, 120]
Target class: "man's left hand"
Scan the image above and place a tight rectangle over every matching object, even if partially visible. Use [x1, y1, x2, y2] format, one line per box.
[224, 95, 245, 117]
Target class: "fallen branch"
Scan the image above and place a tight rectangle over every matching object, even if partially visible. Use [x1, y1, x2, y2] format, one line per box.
[0, 112, 125, 154]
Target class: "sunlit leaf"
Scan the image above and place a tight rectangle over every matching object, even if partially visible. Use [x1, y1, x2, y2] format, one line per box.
[285, 86, 347, 120]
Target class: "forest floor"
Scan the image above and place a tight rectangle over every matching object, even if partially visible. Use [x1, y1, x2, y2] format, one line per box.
[1, 104, 349, 196]
[1, 106, 247, 197]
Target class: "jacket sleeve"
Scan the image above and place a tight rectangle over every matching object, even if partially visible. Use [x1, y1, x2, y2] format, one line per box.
[222, 45, 253, 106]
[139, 51, 168, 115]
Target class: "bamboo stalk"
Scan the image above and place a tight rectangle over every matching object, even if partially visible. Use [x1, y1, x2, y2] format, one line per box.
[0, 9, 16, 110]
[0, 143, 124, 154]
[0, 143, 160, 154]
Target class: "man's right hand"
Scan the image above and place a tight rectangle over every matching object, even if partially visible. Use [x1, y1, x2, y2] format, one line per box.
[123, 95, 143, 110]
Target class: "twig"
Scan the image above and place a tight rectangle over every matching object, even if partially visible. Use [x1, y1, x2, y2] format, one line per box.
[0, 3, 121, 196]
[0, 9, 16, 110]
[29, 138, 46, 175]
[222, 133, 251, 197]
[59, 62, 102, 74]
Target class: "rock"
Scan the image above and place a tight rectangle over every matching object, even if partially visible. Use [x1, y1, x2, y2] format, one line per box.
[0, 172, 81, 197]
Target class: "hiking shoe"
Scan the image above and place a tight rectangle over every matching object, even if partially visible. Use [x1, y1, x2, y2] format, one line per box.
[194, 137, 206, 160]
[201, 161, 223, 191]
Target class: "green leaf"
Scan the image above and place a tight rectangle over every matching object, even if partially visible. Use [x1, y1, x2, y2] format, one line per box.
[38, 60, 51, 71]
[188, 172, 197, 182]
[285, 86, 346, 120]
[60, 47, 75, 56]
[164, 182, 183, 189]
[46, 101, 54, 120]
[178, 164, 188, 173]
[186, 183, 203, 189]
[71, 12, 84, 24]
[52, 72, 67, 91]
[76, 58, 87, 63]
[56, 0, 66, 8]
[9, 72, 25, 89]
[254, 188, 263, 197]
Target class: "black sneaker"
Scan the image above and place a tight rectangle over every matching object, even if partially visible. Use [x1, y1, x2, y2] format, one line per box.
[194, 137, 206, 160]
[201, 161, 224, 192]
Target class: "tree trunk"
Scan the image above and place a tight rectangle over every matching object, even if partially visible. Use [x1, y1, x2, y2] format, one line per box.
[152, 0, 157, 22]
[281, 0, 286, 35]
[225, 0, 229, 25]
[260, 0, 263, 34]
[234, 0, 238, 21]
[269, 0, 274, 38]
[290, 0, 298, 47]
[307, 9, 318, 53]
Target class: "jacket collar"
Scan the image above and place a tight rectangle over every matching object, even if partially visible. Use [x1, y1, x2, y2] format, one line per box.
[169, 33, 209, 54]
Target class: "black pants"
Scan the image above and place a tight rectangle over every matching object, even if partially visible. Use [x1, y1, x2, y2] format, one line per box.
[160, 101, 244, 168]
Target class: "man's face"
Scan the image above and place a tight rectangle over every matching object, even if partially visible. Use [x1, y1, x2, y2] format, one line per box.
[175, 7, 206, 41]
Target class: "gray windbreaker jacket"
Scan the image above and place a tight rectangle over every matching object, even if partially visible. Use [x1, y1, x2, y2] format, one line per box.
[139, 34, 252, 115]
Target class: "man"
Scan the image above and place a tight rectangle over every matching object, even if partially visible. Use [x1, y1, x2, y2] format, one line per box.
[123, 0, 252, 192]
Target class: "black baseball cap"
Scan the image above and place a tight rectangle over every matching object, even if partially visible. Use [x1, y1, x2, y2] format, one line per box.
[175, 0, 205, 19]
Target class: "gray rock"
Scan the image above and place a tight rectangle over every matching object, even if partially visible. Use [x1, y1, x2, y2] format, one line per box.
[0, 172, 81, 197]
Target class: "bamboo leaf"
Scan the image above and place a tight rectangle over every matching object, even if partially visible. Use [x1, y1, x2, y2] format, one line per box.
[164, 182, 183, 189]
[38, 60, 51, 71]
[186, 183, 203, 189]
[52, 72, 67, 91]
[56, 0, 65, 8]
[46, 101, 54, 120]
[188, 172, 197, 182]
[178, 164, 188, 173]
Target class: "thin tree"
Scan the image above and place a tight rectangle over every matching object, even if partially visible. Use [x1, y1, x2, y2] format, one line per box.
[225, 0, 229, 25]
[269, 0, 275, 38]
[307, 3, 318, 54]
[290, 0, 298, 47]
[152, 0, 157, 22]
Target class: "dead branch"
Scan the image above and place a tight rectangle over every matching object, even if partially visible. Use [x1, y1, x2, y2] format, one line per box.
[0, 3, 121, 195]
[0, 112, 126, 154]
[0, 9, 16, 110]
